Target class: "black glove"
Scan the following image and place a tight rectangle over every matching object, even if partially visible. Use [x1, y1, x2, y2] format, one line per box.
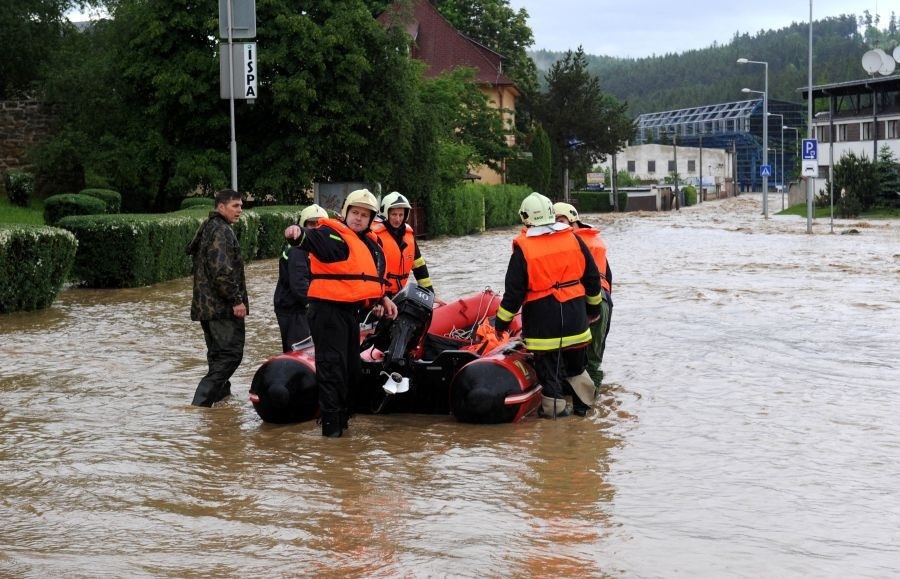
[493, 316, 510, 334]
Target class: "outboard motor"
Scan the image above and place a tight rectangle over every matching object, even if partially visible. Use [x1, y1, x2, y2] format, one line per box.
[382, 281, 434, 369]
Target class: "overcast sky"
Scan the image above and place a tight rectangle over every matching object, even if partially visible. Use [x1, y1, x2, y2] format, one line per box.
[507, 0, 880, 58]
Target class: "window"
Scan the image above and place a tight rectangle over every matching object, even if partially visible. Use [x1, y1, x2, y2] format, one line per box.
[888, 120, 898, 139]
[862, 122, 873, 140]
[688, 160, 696, 173]
[667, 160, 675, 172]
[648, 160, 656, 173]
[836, 124, 848, 142]
[627, 160, 636, 172]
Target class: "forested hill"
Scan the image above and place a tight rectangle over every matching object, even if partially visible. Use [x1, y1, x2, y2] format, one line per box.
[530, 15, 888, 117]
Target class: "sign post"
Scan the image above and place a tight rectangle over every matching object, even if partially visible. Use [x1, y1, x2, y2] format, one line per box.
[219, 0, 257, 191]
[801, 138, 818, 178]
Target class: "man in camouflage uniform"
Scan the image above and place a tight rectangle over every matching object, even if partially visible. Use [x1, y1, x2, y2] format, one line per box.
[186, 189, 249, 406]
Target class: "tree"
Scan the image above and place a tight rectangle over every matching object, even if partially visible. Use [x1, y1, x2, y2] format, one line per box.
[0, 0, 85, 97]
[876, 145, 900, 208]
[532, 47, 634, 196]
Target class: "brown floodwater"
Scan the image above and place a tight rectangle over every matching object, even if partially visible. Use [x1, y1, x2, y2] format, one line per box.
[1, 194, 898, 577]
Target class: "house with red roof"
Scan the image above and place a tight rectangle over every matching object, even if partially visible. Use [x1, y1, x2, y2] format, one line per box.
[378, 0, 520, 184]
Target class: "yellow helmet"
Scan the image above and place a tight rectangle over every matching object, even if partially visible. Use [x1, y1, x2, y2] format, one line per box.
[379, 191, 411, 221]
[299, 204, 328, 226]
[553, 202, 579, 224]
[518, 192, 555, 227]
[342, 189, 379, 224]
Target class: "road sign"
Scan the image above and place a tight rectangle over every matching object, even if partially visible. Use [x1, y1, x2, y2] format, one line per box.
[759, 164, 772, 177]
[219, 0, 256, 39]
[220, 42, 257, 99]
[802, 139, 818, 161]
[802, 160, 818, 177]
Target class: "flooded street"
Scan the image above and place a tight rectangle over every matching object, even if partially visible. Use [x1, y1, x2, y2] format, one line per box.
[2, 194, 898, 577]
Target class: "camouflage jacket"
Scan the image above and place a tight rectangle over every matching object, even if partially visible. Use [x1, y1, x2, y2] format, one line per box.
[186, 212, 248, 321]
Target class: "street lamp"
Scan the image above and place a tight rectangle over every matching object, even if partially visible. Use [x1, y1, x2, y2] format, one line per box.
[783, 125, 800, 172]
[768, 112, 784, 209]
[738, 57, 769, 218]
[668, 127, 681, 209]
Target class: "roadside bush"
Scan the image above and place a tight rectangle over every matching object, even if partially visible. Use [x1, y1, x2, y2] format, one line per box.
[0, 224, 77, 313]
[180, 197, 214, 210]
[572, 190, 627, 212]
[4, 171, 35, 207]
[245, 205, 306, 259]
[58, 210, 259, 288]
[80, 188, 121, 213]
[44, 193, 107, 226]
[484, 184, 531, 228]
[429, 184, 484, 236]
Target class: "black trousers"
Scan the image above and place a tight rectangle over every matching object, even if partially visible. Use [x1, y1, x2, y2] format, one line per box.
[307, 301, 361, 416]
[532, 346, 587, 400]
[193, 318, 245, 407]
[276, 310, 311, 353]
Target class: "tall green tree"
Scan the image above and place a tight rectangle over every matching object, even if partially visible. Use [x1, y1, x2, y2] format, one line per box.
[533, 47, 634, 196]
[0, 0, 86, 97]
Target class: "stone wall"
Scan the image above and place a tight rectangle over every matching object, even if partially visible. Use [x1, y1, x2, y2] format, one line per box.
[0, 98, 58, 177]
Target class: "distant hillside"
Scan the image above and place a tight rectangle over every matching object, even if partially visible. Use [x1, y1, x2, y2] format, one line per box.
[530, 15, 886, 117]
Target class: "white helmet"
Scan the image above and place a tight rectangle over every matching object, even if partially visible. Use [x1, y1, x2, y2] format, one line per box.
[553, 202, 579, 224]
[519, 192, 555, 227]
[342, 189, 379, 225]
[299, 204, 328, 226]
[380, 191, 411, 222]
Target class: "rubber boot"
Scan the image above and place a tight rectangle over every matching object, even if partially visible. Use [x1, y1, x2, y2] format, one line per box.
[340, 410, 350, 431]
[321, 412, 343, 438]
[539, 395, 570, 419]
[567, 371, 595, 416]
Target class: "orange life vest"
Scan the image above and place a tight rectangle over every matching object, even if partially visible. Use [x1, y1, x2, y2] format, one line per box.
[307, 218, 385, 304]
[574, 227, 610, 294]
[371, 221, 416, 295]
[513, 229, 586, 304]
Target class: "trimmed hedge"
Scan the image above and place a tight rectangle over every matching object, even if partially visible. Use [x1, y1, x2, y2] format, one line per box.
[58, 209, 260, 288]
[428, 183, 531, 236]
[80, 188, 122, 214]
[571, 190, 628, 212]
[44, 193, 107, 226]
[246, 205, 305, 259]
[0, 224, 78, 313]
[180, 197, 215, 210]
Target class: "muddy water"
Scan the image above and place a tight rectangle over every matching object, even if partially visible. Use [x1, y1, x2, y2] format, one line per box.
[1, 195, 898, 577]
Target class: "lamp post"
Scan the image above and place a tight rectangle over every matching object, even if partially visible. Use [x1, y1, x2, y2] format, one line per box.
[738, 58, 769, 218]
[768, 112, 784, 209]
[668, 127, 681, 209]
[783, 125, 800, 178]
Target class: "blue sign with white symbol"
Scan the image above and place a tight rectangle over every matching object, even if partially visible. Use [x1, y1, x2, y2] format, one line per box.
[802, 139, 818, 160]
[759, 165, 772, 177]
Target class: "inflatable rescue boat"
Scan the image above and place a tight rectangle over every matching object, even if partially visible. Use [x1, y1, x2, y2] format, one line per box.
[249, 282, 542, 424]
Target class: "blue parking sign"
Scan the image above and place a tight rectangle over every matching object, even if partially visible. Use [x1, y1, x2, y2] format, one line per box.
[802, 139, 818, 160]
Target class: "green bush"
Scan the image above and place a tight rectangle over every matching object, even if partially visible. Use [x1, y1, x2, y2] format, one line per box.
[571, 190, 627, 212]
[247, 205, 306, 259]
[80, 188, 122, 214]
[4, 171, 35, 207]
[484, 184, 532, 228]
[180, 197, 214, 210]
[44, 193, 107, 226]
[0, 224, 78, 313]
[58, 210, 259, 288]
